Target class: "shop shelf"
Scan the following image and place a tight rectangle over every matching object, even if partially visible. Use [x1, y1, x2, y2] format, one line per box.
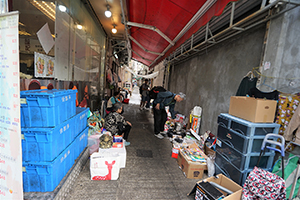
[22, 139, 75, 192]
[20, 89, 77, 128]
[214, 152, 271, 186]
[22, 116, 75, 162]
[217, 124, 271, 154]
[73, 107, 89, 139]
[218, 113, 280, 137]
[215, 144, 275, 171]
[74, 126, 88, 160]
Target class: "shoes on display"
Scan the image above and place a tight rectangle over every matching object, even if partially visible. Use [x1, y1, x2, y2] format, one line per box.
[154, 133, 164, 139]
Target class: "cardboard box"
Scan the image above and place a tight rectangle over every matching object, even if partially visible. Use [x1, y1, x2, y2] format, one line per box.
[204, 144, 216, 157]
[189, 174, 243, 200]
[90, 152, 121, 180]
[229, 96, 277, 123]
[178, 151, 207, 179]
[98, 141, 127, 168]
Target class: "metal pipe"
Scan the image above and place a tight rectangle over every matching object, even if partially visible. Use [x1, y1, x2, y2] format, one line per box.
[127, 21, 174, 45]
[167, 0, 294, 64]
[131, 49, 154, 62]
[230, 2, 236, 26]
[120, 0, 131, 61]
[128, 35, 163, 56]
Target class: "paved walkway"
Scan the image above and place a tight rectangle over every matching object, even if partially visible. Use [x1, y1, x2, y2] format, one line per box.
[66, 87, 202, 200]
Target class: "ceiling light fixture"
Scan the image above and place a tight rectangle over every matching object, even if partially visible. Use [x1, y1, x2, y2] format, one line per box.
[58, 5, 67, 12]
[112, 24, 117, 34]
[77, 24, 83, 30]
[105, 4, 112, 18]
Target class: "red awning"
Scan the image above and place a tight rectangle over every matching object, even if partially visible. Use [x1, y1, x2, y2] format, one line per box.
[127, 0, 238, 67]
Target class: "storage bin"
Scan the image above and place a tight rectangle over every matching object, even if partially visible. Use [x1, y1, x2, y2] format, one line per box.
[217, 124, 269, 154]
[22, 116, 75, 162]
[20, 89, 77, 128]
[74, 107, 89, 138]
[74, 126, 88, 160]
[22, 140, 75, 192]
[215, 144, 274, 171]
[214, 162, 251, 186]
[218, 113, 280, 137]
[214, 152, 271, 186]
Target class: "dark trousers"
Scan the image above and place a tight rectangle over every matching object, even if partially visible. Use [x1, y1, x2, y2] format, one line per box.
[153, 106, 167, 134]
[117, 124, 131, 141]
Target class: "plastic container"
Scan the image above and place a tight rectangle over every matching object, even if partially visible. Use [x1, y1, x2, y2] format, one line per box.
[22, 127, 88, 192]
[74, 107, 89, 139]
[214, 153, 271, 186]
[218, 113, 280, 137]
[217, 124, 269, 154]
[20, 89, 77, 127]
[23, 141, 74, 192]
[215, 144, 275, 170]
[74, 127, 88, 160]
[22, 116, 75, 162]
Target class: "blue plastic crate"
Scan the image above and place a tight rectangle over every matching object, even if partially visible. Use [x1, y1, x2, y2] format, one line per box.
[215, 153, 271, 186]
[215, 143, 275, 171]
[20, 89, 77, 128]
[73, 107, 89, 139]
[74, 127, 88, 160]
[218, 113, 280, 137]
[22, 116, 75, 162]
[22, 140, 75, 192]
[217, 124, 272, 154]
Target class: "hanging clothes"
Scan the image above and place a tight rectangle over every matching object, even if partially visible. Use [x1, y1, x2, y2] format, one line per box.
[275, 93, 300, 136]
[247, 87, 279, 100]
[236, 77, 258, 96]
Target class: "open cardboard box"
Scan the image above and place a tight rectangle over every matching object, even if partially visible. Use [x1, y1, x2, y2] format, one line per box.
[188, 174, 242, 199]
[177, 142, 208, 179]
[229, 96, 277, 123]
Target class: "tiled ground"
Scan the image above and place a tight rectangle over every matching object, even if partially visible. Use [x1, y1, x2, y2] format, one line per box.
[65, 88, 207, 200]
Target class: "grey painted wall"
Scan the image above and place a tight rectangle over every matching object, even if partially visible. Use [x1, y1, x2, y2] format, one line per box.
[168, 24, 266, 135]
[260, 6, 300, 94]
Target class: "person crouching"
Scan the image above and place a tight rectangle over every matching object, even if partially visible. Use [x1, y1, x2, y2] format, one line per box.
[104, 102, 131, 146]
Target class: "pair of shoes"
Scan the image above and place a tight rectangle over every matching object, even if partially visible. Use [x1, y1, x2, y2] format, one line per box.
[139, 107, 143, 111]
[160, 132, 167, 137]
[124, 141, 130, 146]
[154, 133, 164, 139]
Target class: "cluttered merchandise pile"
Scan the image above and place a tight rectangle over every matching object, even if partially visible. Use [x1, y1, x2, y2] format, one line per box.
[166, 96, 300, 200]
[21, 89, 89, 193]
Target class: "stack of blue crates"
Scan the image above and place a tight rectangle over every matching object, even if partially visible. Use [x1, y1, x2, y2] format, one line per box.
[215, 113, 280, 185]
[20, 89, 89, 192]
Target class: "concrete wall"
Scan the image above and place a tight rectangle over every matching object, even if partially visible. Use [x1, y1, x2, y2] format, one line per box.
[168, 24, 266, 135]
[259, 6, 300, 94]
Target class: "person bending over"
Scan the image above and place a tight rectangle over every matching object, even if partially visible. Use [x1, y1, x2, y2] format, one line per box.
[153, 91, 186, 139]
[104, 102, 131, 146]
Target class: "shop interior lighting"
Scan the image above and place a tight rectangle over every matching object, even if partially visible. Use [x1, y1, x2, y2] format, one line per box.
[112, 24, 117, 34]
[29, 0, 56, 21]
[77, 24, 83, 30]
[58, 5, 67, 12]
[19, 30, 31, 36]
[105, 4, 112, 18]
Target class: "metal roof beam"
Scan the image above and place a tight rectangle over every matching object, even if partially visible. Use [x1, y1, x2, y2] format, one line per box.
[128, 35, 163, 56]
[127, 21, 175, 46]
[131, 49, 154, 62]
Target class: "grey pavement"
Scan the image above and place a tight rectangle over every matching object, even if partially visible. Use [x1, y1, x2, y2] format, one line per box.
[65, 86, 205, 200]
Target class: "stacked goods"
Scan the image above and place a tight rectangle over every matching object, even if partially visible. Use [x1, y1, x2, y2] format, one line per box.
[21, 89, 89, 192]
[215, 113, 280, 185]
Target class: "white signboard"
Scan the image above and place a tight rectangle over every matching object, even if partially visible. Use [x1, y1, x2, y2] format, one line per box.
[0, 11, 23, 199]
[34, 52, 55, 78]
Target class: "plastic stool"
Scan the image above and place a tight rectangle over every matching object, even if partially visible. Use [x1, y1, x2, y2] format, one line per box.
[257, 133, 285, 179]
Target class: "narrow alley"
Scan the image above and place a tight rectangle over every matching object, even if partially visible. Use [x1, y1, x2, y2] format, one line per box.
[65, 86, 201, 200]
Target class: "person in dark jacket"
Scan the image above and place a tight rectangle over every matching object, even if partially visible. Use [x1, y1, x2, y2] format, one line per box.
[153, 91, 185, 139]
